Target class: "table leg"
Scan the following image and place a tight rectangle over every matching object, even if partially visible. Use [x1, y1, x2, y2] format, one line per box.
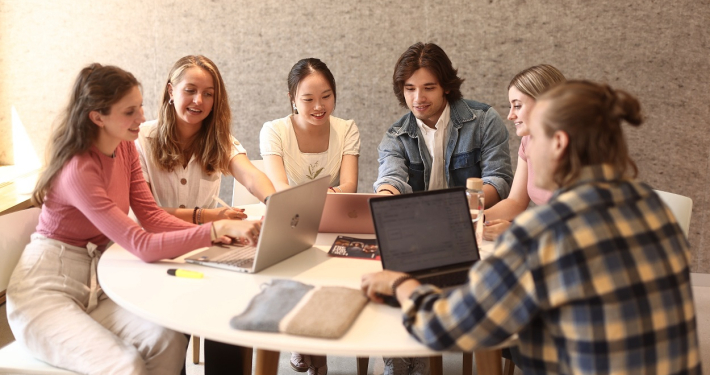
[241, 346, 254, 374]
[475, 349, 502, 375]
[254, 349, 280, 375]
[430, 355, 443, 375]
[191, 335, 200, 365]
[356, 357, 369, 375]
[462, 352, 473, 375]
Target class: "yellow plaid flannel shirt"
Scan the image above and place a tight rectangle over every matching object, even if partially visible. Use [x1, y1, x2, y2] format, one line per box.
[402, 164, 701, 374]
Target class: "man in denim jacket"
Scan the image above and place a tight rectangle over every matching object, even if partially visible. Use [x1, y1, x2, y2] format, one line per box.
[374, 42, 513, 208]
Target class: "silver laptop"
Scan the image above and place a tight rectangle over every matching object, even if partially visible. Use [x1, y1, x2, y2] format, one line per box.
[370, 187, 480, 288]
[185, 175, 330, 273]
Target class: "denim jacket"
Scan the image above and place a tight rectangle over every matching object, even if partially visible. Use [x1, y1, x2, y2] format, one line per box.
[374, 99, 513, 198]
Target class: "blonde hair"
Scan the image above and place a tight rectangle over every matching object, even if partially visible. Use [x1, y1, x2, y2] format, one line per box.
[33, 64, 139, 205]
[538, 80, 643, 187]
[509, 64, 566, 99]
[151, 55, 232, 175]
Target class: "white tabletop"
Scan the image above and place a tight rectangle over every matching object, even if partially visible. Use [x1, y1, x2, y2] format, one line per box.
[98, 204, 495, 357]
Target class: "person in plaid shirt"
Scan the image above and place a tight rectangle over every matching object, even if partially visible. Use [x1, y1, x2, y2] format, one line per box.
[362, 80, 701, 374]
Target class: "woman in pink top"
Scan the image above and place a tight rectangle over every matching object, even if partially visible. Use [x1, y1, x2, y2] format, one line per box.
[5, 64, 261, 375]
[483, 65, 565, 240]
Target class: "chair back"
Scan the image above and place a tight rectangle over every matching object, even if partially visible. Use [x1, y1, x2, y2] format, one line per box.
[232, 160, 265, 206]
[654, 189, 693, 237]
[0, 207, 40, 292]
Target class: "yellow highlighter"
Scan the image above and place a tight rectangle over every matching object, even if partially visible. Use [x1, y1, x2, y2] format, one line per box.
[167, 268, 203, 279]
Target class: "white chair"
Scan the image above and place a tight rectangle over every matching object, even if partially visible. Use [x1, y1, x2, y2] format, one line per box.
[654, 189, 693, 237]
[0, 207, 78, 374]
[232, 159, 265, 206]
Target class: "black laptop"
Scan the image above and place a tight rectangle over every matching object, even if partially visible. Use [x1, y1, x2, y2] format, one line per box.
[369, 187, 480, 288]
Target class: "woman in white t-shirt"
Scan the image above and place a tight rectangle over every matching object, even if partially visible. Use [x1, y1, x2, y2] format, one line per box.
[260, 58, 360, 375]
[260, 58, 360, 195]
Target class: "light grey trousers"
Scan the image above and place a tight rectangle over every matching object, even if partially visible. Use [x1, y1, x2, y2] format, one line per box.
[6, 234, 187, 375]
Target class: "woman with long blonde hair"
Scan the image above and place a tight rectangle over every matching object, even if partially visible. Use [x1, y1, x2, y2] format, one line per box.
[136, 55, 275, 225]
[136, 55, 275, 374]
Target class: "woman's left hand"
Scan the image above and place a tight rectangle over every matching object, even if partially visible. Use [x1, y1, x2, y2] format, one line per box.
[483, 219, 511, 241]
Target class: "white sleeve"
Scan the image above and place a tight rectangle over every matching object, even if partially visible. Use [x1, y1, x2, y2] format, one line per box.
[342, 120, 361, 156]
[135, 134, 151, 184]
[230, 135, 248, 159]
[259, 120, 285, 157]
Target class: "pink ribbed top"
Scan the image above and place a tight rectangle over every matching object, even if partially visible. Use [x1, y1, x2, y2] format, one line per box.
[518, 136, 553, 206]
[36, 141, 212, 262]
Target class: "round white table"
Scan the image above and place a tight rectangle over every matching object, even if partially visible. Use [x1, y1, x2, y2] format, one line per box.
[98, 204, 501, 375]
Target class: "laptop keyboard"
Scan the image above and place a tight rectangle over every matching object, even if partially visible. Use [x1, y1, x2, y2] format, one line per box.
[417, 271, 468, 288]
[211, 245, 256, 269]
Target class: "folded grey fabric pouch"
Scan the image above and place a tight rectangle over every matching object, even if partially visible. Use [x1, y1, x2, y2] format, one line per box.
[230, 279, 368, 339]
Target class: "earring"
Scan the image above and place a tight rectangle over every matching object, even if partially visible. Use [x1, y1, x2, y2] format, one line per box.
[168, 99, 174, 105]
[292, 103, 298, 114]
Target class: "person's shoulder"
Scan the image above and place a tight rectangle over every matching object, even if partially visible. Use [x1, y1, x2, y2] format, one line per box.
[138, 120, 158, 140]
[459, 98, 493, 112]
[139, 119, 158, 133]
[384, 111, 414, 136]
[59, 147, 103, 182]
[330, 116, 357, 129]
[262, 115, 291, 130]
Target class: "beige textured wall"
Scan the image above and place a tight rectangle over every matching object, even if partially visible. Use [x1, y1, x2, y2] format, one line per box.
[1, 1, 708, 271]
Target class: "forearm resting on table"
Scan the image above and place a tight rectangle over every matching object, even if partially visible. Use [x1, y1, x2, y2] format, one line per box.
[484, 198, 527, 222]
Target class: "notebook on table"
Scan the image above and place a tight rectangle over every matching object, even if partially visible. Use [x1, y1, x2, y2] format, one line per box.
[369, 187, 480, 288]
[318, 193, 381, 234]
[185, 175, 330, 273]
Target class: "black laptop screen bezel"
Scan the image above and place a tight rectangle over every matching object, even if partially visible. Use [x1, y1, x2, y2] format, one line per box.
[369, 187, 481, 274]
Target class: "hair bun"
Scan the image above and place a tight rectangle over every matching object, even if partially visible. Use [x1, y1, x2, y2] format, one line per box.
[606, 86, 643, 126]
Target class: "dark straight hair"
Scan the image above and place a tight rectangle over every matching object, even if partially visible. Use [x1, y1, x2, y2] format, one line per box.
[287, 58, 337, 113]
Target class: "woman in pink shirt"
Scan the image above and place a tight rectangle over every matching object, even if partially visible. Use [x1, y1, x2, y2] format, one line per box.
[483, 65, 565, 240]
[5, 64, 261, 375]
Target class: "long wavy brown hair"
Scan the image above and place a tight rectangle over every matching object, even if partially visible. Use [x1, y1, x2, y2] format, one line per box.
[150, 55, 232, 175]
[32, 64, 139, 206]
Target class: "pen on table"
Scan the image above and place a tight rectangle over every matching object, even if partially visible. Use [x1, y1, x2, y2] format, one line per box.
[212, 195, 244, 213]
[167, 268, 203, 279]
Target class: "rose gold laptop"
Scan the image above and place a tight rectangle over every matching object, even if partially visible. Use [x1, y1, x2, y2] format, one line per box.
[318, 193, 381, 234]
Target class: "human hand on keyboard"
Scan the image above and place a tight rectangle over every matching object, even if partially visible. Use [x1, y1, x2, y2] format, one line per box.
[213, 220, 261, 246]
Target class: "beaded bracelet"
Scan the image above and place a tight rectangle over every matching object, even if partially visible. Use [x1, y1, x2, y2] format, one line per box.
[197, 208, 204, 225]
[192, 207, 199, 224]
[334, 186, 343, 193]
[391, 274, 415, 297]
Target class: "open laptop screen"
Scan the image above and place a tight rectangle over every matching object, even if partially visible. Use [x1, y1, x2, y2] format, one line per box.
[370, 188, 480, 273]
